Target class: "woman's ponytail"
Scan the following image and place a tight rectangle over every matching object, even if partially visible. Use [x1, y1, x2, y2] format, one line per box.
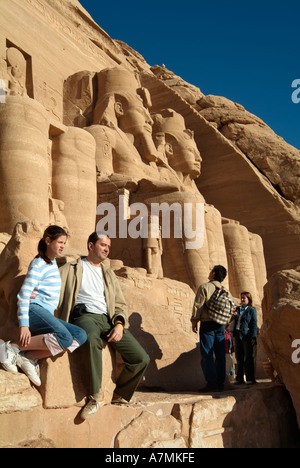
[37, 238, 50, 263]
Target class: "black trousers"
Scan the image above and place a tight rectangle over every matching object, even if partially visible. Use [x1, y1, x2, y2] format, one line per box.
[234, 335, 256, 383]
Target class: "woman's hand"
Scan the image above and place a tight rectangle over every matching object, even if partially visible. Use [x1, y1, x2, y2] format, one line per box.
[19, 327, 31, 348]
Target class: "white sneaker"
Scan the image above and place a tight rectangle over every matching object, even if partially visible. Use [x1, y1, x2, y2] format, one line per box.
[0, 341, 18, 373]
[0, 339, 6, 363]
[81, 393, 105, 420]
[17, 353, 41, 386]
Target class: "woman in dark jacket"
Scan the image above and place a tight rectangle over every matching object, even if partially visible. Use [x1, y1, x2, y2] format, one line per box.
[232, 292, 257, 384]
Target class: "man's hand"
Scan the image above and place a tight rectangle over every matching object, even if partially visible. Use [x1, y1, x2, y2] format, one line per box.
[107, 324, 124, 343]
[192, 323, 198, 334]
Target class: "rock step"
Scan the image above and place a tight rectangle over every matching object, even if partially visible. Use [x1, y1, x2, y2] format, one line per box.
[131, 382, 300, 448]
[0, 370, 299, 448]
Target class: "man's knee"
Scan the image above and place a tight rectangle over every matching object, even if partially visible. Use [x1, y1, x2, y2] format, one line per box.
[144, 352, 150, 366]
[86, 333, 104, 350]
[74, 328, 87, 346]
[138, 349, 150, 369]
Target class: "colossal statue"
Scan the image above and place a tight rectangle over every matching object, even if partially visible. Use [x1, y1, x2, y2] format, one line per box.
[79, 67, 211, 289]
[86, 67, 161, 179]
[0, 57, 266, 306]
[52, 127, 97, 252]
[63, 65, 265, 295]
[0, 95, 50, 234]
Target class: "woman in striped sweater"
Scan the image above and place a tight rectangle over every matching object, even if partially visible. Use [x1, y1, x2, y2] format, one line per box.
[0, 225, 87, 386]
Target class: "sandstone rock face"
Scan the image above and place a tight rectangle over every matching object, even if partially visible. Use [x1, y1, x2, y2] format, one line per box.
[38, 345, 116, 409]
[197, 94, 300, 206]
[0, 370, 42, 413]
[261, 268, 300, 426]
[0, 0, 299, 447]
[114, 266, 204, 391]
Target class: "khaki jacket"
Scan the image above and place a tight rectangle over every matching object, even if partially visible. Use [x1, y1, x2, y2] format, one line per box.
[191, 280, 233, 325]
[57, 257, 128, 326]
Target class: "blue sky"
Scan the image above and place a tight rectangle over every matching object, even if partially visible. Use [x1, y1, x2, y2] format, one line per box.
[80, 0, 300, 150]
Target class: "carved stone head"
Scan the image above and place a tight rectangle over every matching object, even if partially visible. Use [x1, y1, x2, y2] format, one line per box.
[152, 109, 202, 178]
[93, 67, 158, 162]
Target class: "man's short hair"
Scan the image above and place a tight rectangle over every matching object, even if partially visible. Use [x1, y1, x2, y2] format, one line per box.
[212, 265, 227, 283]
[87, 231, 110, 251]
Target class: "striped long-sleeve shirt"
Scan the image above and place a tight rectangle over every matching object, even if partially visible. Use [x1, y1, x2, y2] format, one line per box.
[17, 257, 62, 327]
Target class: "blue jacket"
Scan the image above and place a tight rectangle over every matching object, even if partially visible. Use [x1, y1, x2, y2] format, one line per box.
[233, 306, 257, 341]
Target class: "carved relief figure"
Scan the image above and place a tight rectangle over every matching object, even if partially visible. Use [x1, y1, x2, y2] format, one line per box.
[143, 217, 163, 279]
[6, 47, 27, 96]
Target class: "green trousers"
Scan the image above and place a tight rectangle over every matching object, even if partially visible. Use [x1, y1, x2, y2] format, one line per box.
[72, 311, 150, 400]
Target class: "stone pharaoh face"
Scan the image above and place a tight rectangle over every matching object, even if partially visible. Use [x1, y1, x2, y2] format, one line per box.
[115, 93, 154, 137]
[167, 131, 202, 178]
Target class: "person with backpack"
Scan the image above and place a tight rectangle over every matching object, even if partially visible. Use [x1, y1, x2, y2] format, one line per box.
[191, 265, 235, 392]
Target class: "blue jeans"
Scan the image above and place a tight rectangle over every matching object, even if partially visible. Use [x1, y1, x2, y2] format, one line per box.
[29, 303, 87, 353]
[200, 321, 226, 390]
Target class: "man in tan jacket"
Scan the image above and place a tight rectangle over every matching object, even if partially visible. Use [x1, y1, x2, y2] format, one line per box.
[191, 265, 234, 392]
[58, 232, 149, 420]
